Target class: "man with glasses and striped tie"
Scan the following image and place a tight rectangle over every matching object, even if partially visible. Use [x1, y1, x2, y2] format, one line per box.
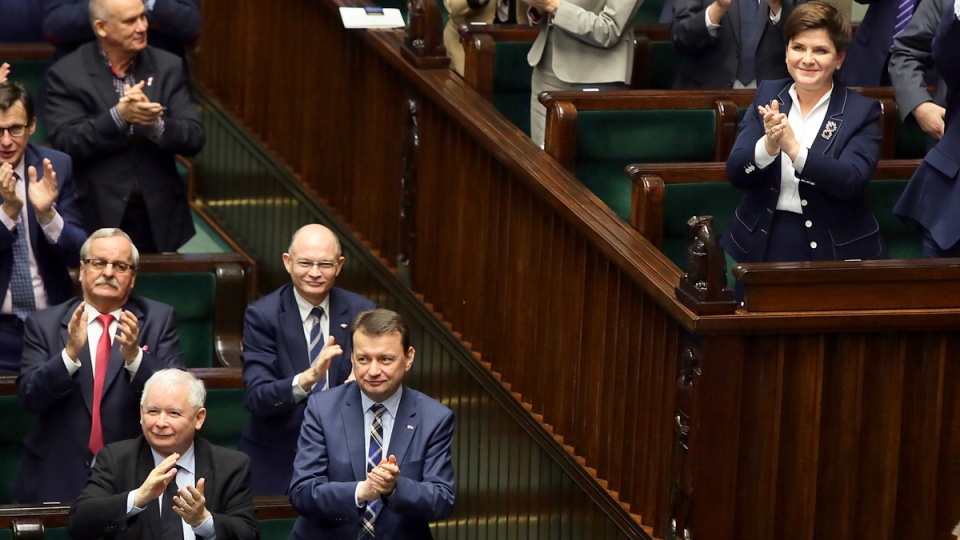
[238, 224, 374, 496]
[15, 228, 183, 504]
[0, 81, 86, 374]
[289, 308, 456, 539]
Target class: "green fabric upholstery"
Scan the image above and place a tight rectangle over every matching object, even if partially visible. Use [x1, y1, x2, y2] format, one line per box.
[260, 518, 297, 540]
[492, 41, 535, 136]
[633, 0, 665, 24]
[895, 120, 928, 160]
[135, 273, 216, 368]
[0, 396, 37, 503]
[201, 387, 249, 451]
[0, 529, 11, 540]
[41, 528, 70, 540]
[648, 40, 680, 90]
[573, 109, 718, 221]
[868, 179, 922, 260]
[8, 60, 50, 146]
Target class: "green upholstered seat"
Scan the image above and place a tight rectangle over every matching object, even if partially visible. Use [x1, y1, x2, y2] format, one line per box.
[492, 41, 535, 136]
[135, 273, 217, 368]
[8, 59, 51, 146]
[574, 109, 719, 221]
[201, 387, 249, 451]
[869, 179, 922, 260]
[647, 40, 680, 90]
[895, 120, 928, 160]
[260, 518, 297, 539]
[0, 395, 38, 504]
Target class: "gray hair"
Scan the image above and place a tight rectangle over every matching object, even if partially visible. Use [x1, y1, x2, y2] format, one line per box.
[141, 369, 207, 410]
[79, 228, 140, 267]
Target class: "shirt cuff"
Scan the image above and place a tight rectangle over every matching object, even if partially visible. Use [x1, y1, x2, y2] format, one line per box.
[705, 8, 720, 33]
[147, 117, 165, 143]
[193, 515, 216, 539]
[124, 349, 144, 375]
[792, 147, 808, 174]
[0, 208, 18, 230]
[110, 105, 131, 134]
[126, 491, 145, 515]
[753, 138, 777, 168]
[292, 374, 309, 402]
[39, 209, 64, 244]
[355, 482, 364, 507]
[62, 349, 81, 375]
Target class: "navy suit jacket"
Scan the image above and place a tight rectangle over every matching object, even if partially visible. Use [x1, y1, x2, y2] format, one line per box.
[894, 6, 960, 250]
[238, 284, 374, 495]
[289, 383, 456, 539]
[0, 144, 86, 319]
[840, 0, 900, 86]
[68, 436, 257, 540]
[671, 0, 795, 88]
[45, 42, 205, 252]
[14, 295, 183, 503]
[42, 0, 201, 62]
[722, 79, 886, 262]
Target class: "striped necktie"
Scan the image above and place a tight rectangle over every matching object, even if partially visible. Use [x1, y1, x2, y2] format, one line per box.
[893, 0, 915, 38]
[359, 404, 386, 538]
[309, 307, 327, 389]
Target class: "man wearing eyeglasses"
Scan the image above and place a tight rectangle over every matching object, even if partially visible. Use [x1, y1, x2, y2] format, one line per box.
[0, 81, 87, 374]
[238, 223, 374, 495]
[15, 227, 183, 504]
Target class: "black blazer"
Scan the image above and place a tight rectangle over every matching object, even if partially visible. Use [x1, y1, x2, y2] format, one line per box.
[44, 42, 205, 252]
[68, 436, 258, 540]
[671, 0, 796, 88]
[14, 295, 183, 503]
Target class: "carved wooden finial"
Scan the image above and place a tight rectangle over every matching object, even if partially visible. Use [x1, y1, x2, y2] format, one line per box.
[675, 215, 736, 315]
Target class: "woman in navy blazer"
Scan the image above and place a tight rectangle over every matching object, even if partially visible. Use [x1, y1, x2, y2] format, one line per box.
[722, 2, 886, 264]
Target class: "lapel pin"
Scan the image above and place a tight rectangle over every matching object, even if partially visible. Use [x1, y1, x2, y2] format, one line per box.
[821, 120, 837, 140]
[141, 345, 150, 353]
[340, 323, 348, 329]
[744, 163, 755, 174]
[407, 425, 415, 430]
[146, 76, 154, 87]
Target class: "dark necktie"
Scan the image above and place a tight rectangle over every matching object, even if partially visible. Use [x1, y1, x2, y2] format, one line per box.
[309, 307, 327, 388]
[161, 466, 184, 540]
[9, 173, 36, 320]
[359, 404, 386, 538]
[88, 313, 114, 457]
[737, 0, 759, 85]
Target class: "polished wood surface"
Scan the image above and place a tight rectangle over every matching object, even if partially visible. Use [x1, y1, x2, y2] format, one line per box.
[191, 1, 960, 538]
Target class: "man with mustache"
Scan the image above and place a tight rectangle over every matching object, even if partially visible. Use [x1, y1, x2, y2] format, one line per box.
[15, 228, 183, 503]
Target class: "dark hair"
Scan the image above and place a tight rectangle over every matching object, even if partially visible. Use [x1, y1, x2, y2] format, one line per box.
[0, 82, 35, 125]
[783, 1, 852, 53]
[352, 309, 411, 351]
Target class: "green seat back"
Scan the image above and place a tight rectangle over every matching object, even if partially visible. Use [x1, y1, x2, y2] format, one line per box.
[202, 387, 249, 451]
[632, 0, 665, 24]
[8, 60, 50, 145]
[648, 40, 680, 89]
[0, 395, 38, 503]
[574, 109, 718, 220]
[43, 528, 70, 540]
[259, 518, 297, 540]
[895, 119, 928, 160]
[868, 179, 922, 260]
[135, 273, 216, 368]
[492, 41, 534, 136]
[661, 182, 742, 269]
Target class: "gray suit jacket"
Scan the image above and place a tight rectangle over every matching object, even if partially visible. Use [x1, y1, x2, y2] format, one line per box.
[889, 0, 948, 122]
[526, 0, 644, 83]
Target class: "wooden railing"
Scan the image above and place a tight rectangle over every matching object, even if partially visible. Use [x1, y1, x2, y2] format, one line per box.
[191, 0, 960, 538]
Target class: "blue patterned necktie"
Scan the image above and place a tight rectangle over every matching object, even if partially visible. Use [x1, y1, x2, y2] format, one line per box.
[10, 173, 36, 320]
[737, 0, 759, 85]
[360, 404, 387, 538]
[893, 0, 915, 37]
[160, 465, 184, 540]
[308, 306, 327, 388]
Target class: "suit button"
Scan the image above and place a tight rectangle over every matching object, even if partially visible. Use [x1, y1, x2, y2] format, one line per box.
[801, 199, 808, 206]
[805, 220, 813, 228]
[810, 241, 818, 249]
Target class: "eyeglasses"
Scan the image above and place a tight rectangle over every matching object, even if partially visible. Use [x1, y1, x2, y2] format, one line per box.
[294, 260, 339, 271]
[83, 259, 136, 273]
[0, 125, 28, 138]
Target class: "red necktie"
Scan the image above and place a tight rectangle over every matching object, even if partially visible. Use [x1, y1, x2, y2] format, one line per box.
[89, 313, 114, 457]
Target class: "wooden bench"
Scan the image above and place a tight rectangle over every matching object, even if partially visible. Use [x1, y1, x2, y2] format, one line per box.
[539, 87, 925, 222]
[0, 495, 297, 539]
[626, 159, 924, 269]
[458, 23, 680, 135]
[0, 368, 249, 505]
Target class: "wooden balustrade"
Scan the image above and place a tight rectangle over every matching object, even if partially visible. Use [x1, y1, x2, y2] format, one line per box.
[191, 1, 960, 538]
